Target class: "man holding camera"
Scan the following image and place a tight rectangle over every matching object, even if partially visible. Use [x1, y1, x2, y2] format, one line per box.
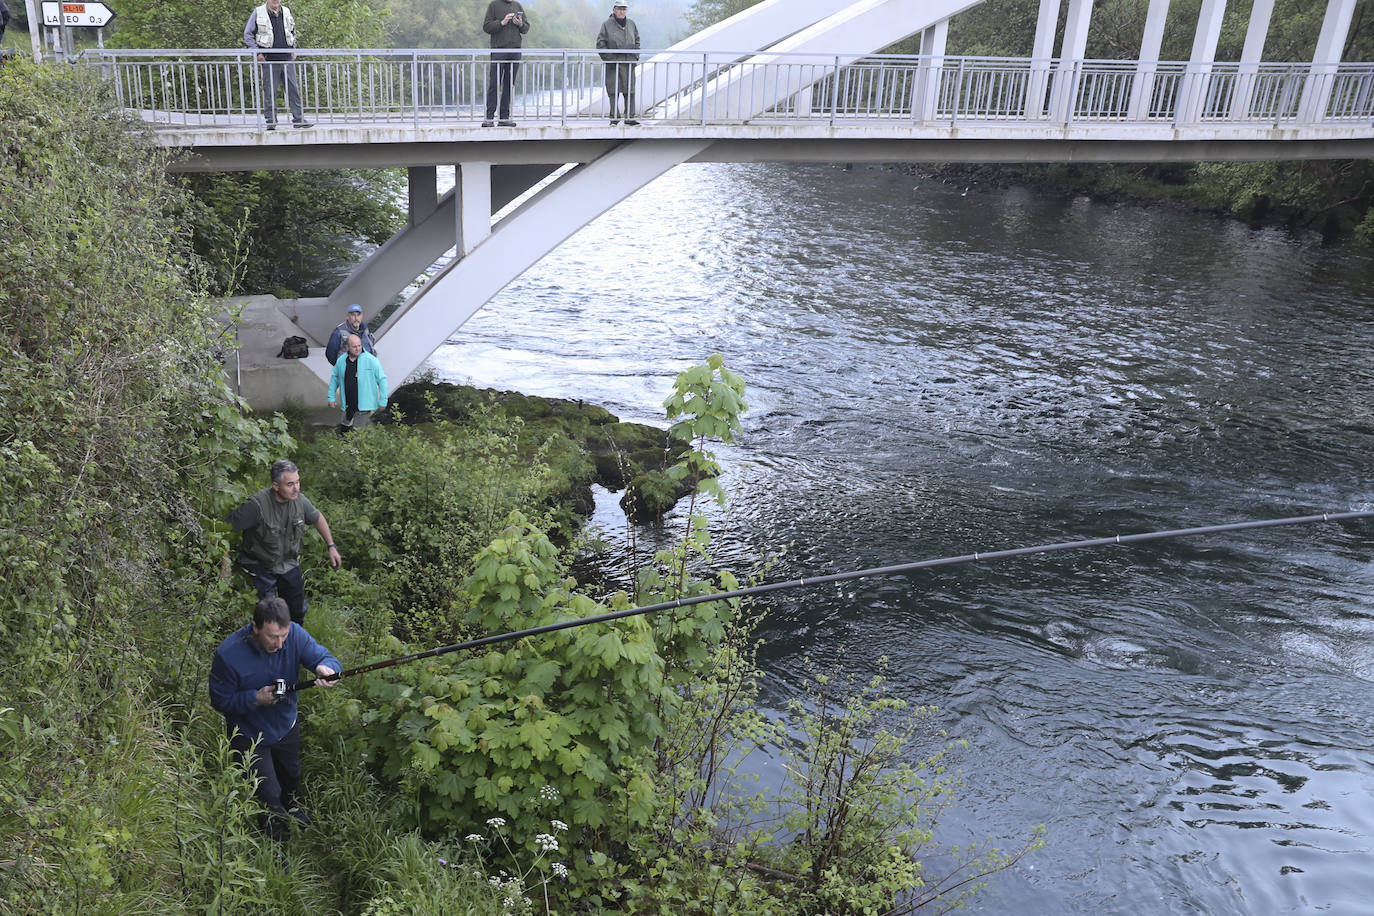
[482, 0, 530, 126]
[209, 597, 339, 850]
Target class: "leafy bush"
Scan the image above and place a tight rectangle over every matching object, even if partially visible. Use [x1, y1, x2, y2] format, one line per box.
[296, 403, 561, 645]
[346, 513, 671, 846]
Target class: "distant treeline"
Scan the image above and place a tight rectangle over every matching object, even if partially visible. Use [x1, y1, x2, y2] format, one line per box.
[81, 0, 688, 50]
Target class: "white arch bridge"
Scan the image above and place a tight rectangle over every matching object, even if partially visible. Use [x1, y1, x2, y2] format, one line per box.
[92, 0, 1374, 406]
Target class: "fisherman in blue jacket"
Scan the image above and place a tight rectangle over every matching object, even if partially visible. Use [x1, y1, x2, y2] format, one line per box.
[209, 596, 340, 843]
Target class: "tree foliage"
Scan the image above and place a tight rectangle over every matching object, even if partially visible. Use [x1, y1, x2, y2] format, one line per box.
[185, 168, 406, 297]
[112, 0, 388, 50]
[0, 58, 300, 911]
[682, 0, 760, 35]
[384, 0, 603, 49]
[937, 0, 1374, 242]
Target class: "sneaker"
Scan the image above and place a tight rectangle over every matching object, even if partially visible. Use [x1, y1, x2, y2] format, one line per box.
[265, 122, 277, 131]
[609, 118, 620, 125]
[497, 119, 516, 126]
[289, 806, 313, 827]
[293, 120, 313, 128]
[624, 119, 640, 126]
[481, 119, 494, 127]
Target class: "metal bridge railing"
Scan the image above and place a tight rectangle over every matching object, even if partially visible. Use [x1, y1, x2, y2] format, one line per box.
[80, 48, 1374, 130]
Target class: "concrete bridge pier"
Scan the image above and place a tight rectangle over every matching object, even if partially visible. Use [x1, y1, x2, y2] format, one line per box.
[288, 163, 559, 345]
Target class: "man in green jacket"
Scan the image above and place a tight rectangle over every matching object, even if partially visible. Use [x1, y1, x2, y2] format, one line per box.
[482, 0, 531, 126]
[596, 1, 641, 125]
[228, 460, 342, 624]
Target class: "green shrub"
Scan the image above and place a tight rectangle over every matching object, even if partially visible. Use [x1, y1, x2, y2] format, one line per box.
[296, 405, 558, 646]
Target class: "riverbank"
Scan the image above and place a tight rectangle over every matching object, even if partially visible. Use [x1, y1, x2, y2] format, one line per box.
[907, 159, 1374, 239]
[384, 380, 696, 521]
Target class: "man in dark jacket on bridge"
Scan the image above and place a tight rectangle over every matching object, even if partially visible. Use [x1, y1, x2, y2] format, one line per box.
[597, 1, 641, 125]
[482, 0, 531, 127]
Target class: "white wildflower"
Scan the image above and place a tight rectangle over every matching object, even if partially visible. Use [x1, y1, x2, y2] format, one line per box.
[538, 785, 560, 801]
[466, 834, 484, 843]
[550, 819, 568, 832]
[486, 816, 507, 829]
[535, 833, 559, 852]
[552, 862, 569, 879]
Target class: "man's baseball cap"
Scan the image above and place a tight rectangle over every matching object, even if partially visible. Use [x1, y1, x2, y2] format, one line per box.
[347, 304, 363, 313]
[613, 1, 627, 7]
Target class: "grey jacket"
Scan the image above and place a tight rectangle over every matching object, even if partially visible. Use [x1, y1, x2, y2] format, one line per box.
[484, 0, 530, 49]
[596, 16, 641, 62]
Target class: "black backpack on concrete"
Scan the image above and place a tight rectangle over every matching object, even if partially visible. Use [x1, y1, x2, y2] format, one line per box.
[277, 336, 308, 359]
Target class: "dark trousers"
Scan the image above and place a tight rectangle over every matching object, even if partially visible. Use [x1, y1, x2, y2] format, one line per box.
[604, 63, 636, 119]
[241, 561, 307, 624]
[230, 721, 301, 841]
[485, 51, 522, 119]
[259, 60, 303, 124]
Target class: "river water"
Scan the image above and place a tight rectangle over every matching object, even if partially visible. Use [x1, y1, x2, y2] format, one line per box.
[423, 162, 1374, 914]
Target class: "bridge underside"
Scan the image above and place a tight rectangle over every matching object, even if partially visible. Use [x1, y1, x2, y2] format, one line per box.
[172, 128, 1374, 173]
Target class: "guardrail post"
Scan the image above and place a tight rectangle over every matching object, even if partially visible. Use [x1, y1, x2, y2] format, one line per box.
[412, 51, 420, 129]
[824, 54, 835, 125]
[954, 56, 965, 125]
[701, 52, 708, 126]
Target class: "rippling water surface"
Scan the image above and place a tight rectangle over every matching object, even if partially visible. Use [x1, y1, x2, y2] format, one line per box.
[425, 163, 1374, 914]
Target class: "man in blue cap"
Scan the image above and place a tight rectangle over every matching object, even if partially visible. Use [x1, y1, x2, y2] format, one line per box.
[325, 303, 377, 366]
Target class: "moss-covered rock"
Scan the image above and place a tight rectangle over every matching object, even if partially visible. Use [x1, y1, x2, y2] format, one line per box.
[388, 381, 695, 522]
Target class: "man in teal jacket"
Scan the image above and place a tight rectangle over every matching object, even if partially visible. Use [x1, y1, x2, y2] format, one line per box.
[328, 333, 388, 429]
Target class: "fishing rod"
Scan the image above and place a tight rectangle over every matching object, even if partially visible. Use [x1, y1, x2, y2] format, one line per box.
[290, 508, 1374, 692]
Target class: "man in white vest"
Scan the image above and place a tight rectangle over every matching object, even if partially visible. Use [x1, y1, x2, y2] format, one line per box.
[243, 0, 312, 130]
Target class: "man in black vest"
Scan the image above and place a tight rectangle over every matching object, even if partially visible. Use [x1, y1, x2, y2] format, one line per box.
[228, 459, 341, 624]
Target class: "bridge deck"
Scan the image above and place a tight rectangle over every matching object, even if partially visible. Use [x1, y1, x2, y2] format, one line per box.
[92, 48, 1374, 169]
[158, 118, 1374, 170]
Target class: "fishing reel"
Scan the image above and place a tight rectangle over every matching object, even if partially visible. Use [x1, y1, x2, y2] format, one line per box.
[274, 678, 287, 699]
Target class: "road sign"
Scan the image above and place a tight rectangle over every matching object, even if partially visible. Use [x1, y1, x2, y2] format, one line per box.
[41, 1, 116, 27]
